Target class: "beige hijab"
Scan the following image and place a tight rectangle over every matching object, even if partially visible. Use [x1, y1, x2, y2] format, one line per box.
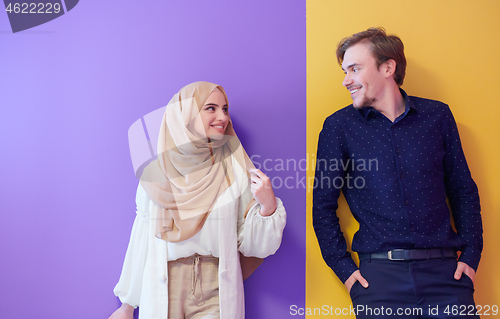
[140, 81, 255, 242]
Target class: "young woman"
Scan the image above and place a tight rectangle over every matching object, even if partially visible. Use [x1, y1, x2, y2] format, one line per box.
[109, 81, 286, 319]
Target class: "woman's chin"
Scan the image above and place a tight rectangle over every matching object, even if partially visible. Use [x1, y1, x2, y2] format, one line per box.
[208, 133, 225, 141]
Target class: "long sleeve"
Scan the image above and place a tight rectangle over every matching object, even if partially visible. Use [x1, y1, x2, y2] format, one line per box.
[235, 160, 286, 258]
[312, 116, 358, 283]
[113, 185, 150, 308]
[312, 92, 484, 283]
[442, 106, 482, 270]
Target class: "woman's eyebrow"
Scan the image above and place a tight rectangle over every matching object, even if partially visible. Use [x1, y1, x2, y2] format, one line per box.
[204, 103, 228, 106]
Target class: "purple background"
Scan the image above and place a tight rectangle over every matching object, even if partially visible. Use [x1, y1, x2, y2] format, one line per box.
[0, 1, 305, 318]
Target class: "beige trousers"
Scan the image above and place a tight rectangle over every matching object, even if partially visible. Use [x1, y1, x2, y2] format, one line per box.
[168, 254, 220, 319]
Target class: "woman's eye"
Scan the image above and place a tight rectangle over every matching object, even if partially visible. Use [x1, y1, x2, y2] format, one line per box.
[205, 106, 215, 111]
[223, 107, 228, 113]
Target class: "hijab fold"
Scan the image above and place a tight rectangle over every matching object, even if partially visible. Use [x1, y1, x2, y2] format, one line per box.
[139, 82, 255, 242]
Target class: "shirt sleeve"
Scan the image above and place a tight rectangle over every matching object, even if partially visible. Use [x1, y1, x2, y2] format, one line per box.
[442, 106, 483, 271]
[313, 116, 358, 283]
[235, 161, 286, 258]
[113, 184, 150, 308]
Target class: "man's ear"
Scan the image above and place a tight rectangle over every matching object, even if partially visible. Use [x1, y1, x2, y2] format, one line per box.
[384, 59, 397, 78]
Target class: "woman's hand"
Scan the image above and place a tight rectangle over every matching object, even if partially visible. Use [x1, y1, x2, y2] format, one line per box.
[249, 169, 277, 217]
[108, 303, 134, 319]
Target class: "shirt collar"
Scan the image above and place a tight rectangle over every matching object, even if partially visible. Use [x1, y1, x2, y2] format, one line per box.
[358, 88, 417, 120]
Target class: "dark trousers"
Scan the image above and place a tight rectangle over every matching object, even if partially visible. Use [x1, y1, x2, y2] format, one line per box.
[349, 257, 478, 318]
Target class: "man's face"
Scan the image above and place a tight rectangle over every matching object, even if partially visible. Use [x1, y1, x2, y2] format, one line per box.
[341, 42, 387, 109]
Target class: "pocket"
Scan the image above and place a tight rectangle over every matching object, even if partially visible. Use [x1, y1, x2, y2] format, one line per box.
[349, 280, 361, 298]
[460, 272, 475, 291]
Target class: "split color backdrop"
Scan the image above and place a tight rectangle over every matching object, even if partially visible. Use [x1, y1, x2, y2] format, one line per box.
[307, 0, 500, 317]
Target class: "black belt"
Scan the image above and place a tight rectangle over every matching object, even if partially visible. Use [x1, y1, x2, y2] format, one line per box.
[358, 248, 457, 261]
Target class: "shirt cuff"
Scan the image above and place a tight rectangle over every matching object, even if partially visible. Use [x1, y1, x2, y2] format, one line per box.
[332, 256, 359, 284]
[458, 245, 482, 271]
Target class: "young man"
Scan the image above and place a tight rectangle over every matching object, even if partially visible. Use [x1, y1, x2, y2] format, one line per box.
[313, 28, 482, 318]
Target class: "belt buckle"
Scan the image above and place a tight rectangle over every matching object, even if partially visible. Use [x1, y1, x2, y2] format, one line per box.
[388, 249, 405, 260]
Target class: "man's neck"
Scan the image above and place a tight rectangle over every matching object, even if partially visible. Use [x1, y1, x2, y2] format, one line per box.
[373, 86, 405, 123]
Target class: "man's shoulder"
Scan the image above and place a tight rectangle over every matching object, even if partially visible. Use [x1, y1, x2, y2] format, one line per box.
[407, 94, 450, 115]
[323, 104, 357, 125]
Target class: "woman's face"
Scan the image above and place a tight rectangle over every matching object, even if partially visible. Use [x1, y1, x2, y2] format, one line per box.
[194, 89, 229, 140]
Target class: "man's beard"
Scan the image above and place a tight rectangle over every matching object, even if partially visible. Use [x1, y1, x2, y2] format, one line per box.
[353, 96, 376, 109]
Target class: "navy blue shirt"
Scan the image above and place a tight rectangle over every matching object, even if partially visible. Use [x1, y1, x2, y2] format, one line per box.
[313, 90, 482, 283]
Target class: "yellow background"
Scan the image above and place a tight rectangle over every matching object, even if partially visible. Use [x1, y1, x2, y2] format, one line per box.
[306, 0, 500, 316]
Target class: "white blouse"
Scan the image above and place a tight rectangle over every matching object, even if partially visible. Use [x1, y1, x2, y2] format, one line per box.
[113, 155, 286, 319]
